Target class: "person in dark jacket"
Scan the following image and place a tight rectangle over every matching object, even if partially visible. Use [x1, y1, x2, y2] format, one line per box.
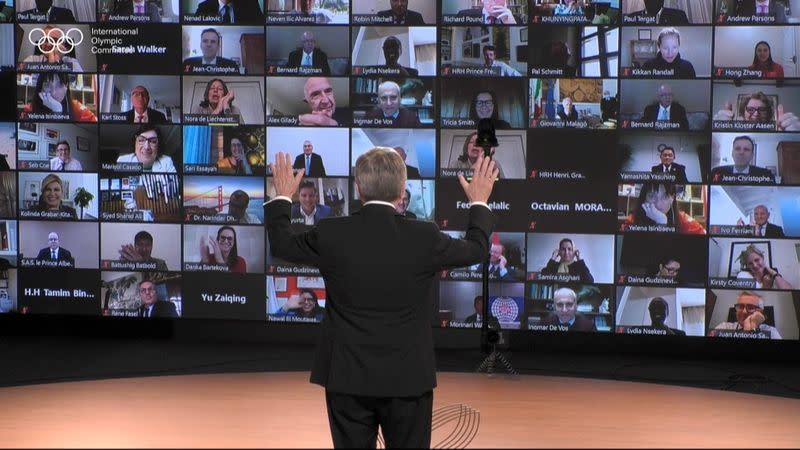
[540, 238, 594, 283]
[641, 27, 695, 78]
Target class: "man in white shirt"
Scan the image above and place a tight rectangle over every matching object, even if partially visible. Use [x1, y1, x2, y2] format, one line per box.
[712, 291, 782, 339]
[482, 45, 521, 77]
[286, 31, 331, 75]
[49, 141, 82, 171]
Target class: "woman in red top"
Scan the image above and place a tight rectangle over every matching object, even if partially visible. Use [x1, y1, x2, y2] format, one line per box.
[21, 73, 96, 122]
[623, 182, 705, 235]
[200, 225, 247, 273]
[748, 41, 784, 79]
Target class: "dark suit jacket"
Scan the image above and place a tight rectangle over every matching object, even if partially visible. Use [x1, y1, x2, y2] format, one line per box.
[376, 8, 425, 25]
[543, 313, 597, 332]
[287, 48, 331, 75]
[464, 312, 501, 329]
[628, 7, 689, 24]
[710, 165, 776, 183]
[642, 102, 689, 130]
[541, 259, 594, 283]
[763, 222, 785, 238]
[651, 163, 688, 183]
[36, 247, 74, 263]
[113, 1, 161, 21]
[193, 0, 264, 23]
[182, 56, 239, 69]
[293, 153, 327, 177]
[738, 1, 787, 23]
[365, 108, 421, 127]
[456, 7, 523, 24]
[124, 107, 168, 124]
[266, 201, 493, 397]
[406, 164, 421, 179]
[20, 6, 75, 22]
[139, 300, 179, 318]
[556, 105, 578, 121]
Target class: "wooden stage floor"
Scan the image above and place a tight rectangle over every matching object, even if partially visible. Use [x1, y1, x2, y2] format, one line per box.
[1, 371, 798, 448]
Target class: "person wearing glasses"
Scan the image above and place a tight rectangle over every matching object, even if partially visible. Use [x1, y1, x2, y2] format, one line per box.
[541, 287, 596, 332]
[364, 81, 421, 127]
[711, 291, 781, 338]
[655, 257, 680, 279]
[469, 90, 510, 129]
[116, 124, 177, 172]
[713, 91, 800, 131]
[271, 288, 325, 321]
[137, 279, 178, 318]
[36, 232, 74, 264]
[735, 244, 793, 290]
[641, 84, 689, 130]
[199, 225, 246, 273]
[123, 86, 168, 124]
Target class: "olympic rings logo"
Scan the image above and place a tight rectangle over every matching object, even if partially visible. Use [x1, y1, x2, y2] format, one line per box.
[27, 27, 84, 54]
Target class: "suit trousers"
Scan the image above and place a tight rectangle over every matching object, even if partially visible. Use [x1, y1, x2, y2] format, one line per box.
[325, 389, 433, 448]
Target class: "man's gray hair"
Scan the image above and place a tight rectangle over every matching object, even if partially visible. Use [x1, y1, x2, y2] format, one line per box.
[355, 147, 406, 202]
[553, 287, 577, 302]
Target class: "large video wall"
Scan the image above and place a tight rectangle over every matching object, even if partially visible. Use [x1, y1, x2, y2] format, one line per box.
[0, 0, 799, 341]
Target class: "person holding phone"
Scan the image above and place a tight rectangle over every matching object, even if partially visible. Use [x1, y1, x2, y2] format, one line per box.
[540, 238, 593, 283]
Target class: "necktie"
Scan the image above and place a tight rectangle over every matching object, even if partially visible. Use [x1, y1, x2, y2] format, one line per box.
[51, 250, 56, 260]
[488, 16, 496, 24]
[305, 156, 311, 175]
[135, 5, 142, 14]
[136, 114, 144, 123]
[758, 4, 767, 15]
[664, 165, 669, 173]
[658, 107, 668, 121]
[60, 162, 65, 171]
[302, 53, 312, 66]
[222, 5, 231, 23]
[756, 225, 762, 236]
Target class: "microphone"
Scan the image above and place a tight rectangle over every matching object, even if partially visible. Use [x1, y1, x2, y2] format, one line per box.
[476, 118, 498, 159]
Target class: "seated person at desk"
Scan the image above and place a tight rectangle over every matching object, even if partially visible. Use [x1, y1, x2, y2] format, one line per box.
[378, 36, 418, 77]
[50, 140, 83, 171]
[713, 91, 800, 131]
[376, 0, 425, 25]
[272, 288, 325, 321]
[641, 27, 695, 78]
[30, 173, 78, 219]
[650, 146, 687, 183]
[482, 45, 520, 77]
[124, 86, 168, 124]
[541, 287, 597, 332]
[199, 225, 246, 273]
[557, 97, 578, 121]
[137, 280, 178, 318]
[193, 0, 264, 23]
[628, 0, 688, 24]
[488, 241, 522, 280]
[22, 25, 84, 72]
[118, 230, 169, 271]
[114, 0, 161, 21]
[464, 295, 501, 329]
[736, 204, 785, 238]
[540, 238, 594, 283]
[712, 290, 782, 338]
[365, 81, 421, 127]
[291, 179, 332, 225]
[21, 73, 97, 122]
[286, 31, 331, 75]
[116, 124, 177, 172]
[711, 135, 775, 183]
[458, 0, 519, 23]
[735, 244, 793, 289]
[182, 29, 239, 70]
[641, 84, 689, 129]
[227, 189, 261, 224]
[448, 132, 506, 178]
[298, 77, 349, 126]
[19, 0, 76, 21]
[748, 41, 784, 79]
[646, 297, 686, 336]
[36, 232, 74, 263]
[191, 78, 242, 119]
[623, 182, 706, 234]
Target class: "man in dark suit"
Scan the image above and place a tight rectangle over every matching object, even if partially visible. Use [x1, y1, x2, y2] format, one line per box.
[36, 232, 74, 265]
[266, 148, 497, 447]
[137, 280, 178, 318]
[642, 84, 689, 130]
[464, 295, 501, 329]
[365, 81, 421, 127]
[113, 0, 161, 21]
[556, 97, 578, 121]
[488, 242, 523, 281]
[376, 0, 425, 25]
[710, 135, 776, 183]
[182, 28, 239, 70]
[741, 204, 786, 238]
[397, 188, 417, 218]
[738, 0, 787, 23]
[123, 86, 168, 124]
[394, 146, 420, 179]
[457, 0, 520, 24]
[628, 0, 689, 24]
[18, 0, 75, 22]
[292, 140, 326, 177]
[193, 0, 264, 23]
[650, 146, 688, 183]
[542, 287, 596, 332]
[286, 31, 331, 76]
[290, 179, 332, 225]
